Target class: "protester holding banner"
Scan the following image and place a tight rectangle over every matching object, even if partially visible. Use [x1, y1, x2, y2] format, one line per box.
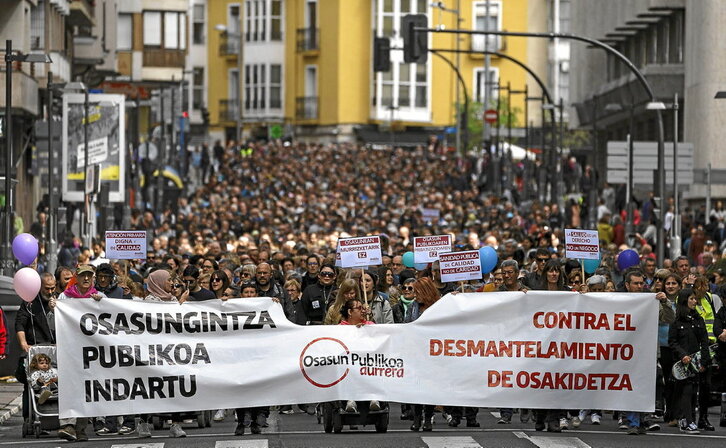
[669, 288, 711, 434]
[324, 279, 360, 325]
[301, 263, 337, 325]
[359, 271, 393, 324]
[692, 275, 718, 431]
[94, 263, 124, 299]
[210, 270, 231, 300]
[392, 278, 416, 324]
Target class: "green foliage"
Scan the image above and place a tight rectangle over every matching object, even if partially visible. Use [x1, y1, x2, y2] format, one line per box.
[455, 94, 522, 151]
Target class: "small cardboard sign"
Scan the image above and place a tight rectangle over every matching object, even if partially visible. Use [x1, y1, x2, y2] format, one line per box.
[438, 250, 482, 283]
[421, 208, 440, 223]
[413, 235, 453, 263]
[564, 229, 600, 260]
[105, 230, 147, 260]
[336, 236, 382, 268]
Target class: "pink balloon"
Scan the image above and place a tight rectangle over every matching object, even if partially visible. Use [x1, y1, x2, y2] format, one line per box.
[13, 267, 41, 303]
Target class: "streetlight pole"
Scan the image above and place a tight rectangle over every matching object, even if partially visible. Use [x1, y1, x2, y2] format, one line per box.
[672, 93, 680, 250]
[82, 88, 89, 248]
[237, 17, 244, 149]
[46, 72, 57, 273]
[3, 40, 14, 275]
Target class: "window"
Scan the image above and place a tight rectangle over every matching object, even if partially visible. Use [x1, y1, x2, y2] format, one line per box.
[30, 0, 45, 50]
[559, 0, 571, 33]
[472, 1, 501, 52]
[144, 11, 162, 46]
[473, 67, 499, 104]
[165, 12, 180, 49]
[193, 67, 204, 110]
[270, 64, 282, 108]
[373, 0, 430, 120]
[144, 11, 187, 49]
[271, 0, 282, 40]
[117, 14, 133, 50]
[193, 4, 205, 44]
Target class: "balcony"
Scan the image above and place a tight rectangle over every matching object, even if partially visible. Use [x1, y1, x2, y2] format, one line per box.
[219, 32, 239, 57]
[0, 70, 39, 116]
[296, 28, 319, 53]
[74, 34, 104, 67]
[68, 0, 95, 27]
[143, 49, 186, 68]
[219, 99, 239, 123]
[295, 96, 318, 120]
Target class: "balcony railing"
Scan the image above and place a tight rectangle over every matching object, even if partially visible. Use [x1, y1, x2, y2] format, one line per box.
[219, 99, 239, 123]
[219, 32, 239, 57]
[295, 96, 318, 120]
[296, 28, 319, 52]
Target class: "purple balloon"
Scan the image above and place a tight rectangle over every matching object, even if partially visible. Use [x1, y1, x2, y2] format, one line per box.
[12, 233, 38, 265]
[617, 249, 640, 271]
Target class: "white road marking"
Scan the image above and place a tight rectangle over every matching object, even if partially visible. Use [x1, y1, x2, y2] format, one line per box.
[526, 436, 592, 448]
[215, 440, 269, 448]
[422, 436, 482, 448]
[110, 444, 165, 448]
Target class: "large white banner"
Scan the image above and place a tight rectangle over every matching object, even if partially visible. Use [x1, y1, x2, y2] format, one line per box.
[56, 292, 658, 418]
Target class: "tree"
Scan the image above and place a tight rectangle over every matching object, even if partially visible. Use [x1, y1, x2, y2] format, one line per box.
[455, 94, 522, 152]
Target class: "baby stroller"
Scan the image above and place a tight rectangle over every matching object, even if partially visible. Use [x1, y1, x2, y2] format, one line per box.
[321, 400, 389, 433]
[22, 344, 59, 438]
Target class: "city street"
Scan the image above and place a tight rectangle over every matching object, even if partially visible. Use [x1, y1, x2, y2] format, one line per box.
[2, 407, 726, 448]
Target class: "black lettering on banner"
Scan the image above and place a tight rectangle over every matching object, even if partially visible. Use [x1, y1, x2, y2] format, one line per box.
[85, 375, 197, 402]
[80, 314, 98, 335]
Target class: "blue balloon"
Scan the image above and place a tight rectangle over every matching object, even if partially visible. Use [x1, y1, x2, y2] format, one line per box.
[583, 257, 600, 274]
[617, 249, 640, 271]
[414, 263, 428, 271]
[402, 251, 415, 268]
[479, 246, 498, 274]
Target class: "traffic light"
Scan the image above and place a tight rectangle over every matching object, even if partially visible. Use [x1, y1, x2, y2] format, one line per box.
[373, 37, 391, 72]
[402, 14, 428, 63]
[201, 107, 210, 126]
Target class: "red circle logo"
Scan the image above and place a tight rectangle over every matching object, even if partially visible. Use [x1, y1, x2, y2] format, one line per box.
[299, 337, 350, 388]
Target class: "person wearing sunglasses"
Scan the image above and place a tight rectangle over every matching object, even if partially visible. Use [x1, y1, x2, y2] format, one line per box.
[524, 248, 552, 288]
[181, 265, 216, 301]
[210, 270, 231, 300]
[301, 263, 337, 325]
[392, 277, 416, 324]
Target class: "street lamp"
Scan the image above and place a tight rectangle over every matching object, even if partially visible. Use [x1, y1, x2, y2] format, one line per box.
[215, 22, 243, 148]
[3, 40, 52, 275]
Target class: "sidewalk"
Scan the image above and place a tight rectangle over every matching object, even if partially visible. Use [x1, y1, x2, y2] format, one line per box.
[0, 380, 23, 424]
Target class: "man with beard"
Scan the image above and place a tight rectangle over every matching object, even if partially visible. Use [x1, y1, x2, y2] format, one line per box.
[301, 263, 337, 325]
[15, 273, 56, 431]
[94, 263, 123, 298]
[255, 262, 285, 299]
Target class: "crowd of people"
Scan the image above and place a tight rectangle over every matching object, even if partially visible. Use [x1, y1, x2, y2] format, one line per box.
[15, 140, 726, 441]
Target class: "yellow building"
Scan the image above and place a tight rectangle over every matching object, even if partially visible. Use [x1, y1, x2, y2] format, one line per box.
[207, 0, 549, 146]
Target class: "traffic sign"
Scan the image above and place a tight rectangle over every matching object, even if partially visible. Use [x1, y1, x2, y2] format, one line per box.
[484, 109, 498, 124]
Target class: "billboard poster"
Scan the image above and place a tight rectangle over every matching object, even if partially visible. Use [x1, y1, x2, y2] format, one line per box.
[62, 93, 125, 202]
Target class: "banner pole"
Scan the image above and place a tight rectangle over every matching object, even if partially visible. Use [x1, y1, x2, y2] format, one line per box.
[361, 268, 368, 308]
[460, 281, 465, 293]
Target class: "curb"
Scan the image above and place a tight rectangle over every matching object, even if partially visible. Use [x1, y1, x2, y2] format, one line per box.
[0, 395, 22, 425]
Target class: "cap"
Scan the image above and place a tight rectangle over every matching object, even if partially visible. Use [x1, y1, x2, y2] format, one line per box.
[76, 265, 95, 276]
[706, 240, 715, 246]
[97, 263, 114, 274]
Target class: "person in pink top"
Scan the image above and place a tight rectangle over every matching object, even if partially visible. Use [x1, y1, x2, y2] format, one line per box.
[339, 299, 379, 414]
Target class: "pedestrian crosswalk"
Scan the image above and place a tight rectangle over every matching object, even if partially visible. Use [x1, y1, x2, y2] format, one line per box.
[103, 435, 593, 448]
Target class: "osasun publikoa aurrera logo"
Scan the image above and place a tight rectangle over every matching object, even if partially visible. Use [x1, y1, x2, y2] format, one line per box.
[299, 337, 405, 388]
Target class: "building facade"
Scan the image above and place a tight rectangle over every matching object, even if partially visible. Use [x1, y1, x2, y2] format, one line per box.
[570, 0, 724, 200]
[203, 0, 550, 146]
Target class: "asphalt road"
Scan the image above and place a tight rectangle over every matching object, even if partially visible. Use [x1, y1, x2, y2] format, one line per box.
[3, 406, 726, 448]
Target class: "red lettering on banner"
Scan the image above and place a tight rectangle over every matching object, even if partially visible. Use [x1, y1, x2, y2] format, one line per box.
[428, 339, 633, 361]
[491, 370, 633, 391]
[613, 314, 637, 331]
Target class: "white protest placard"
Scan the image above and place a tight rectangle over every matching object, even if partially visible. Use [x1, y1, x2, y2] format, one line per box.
[56, 292, 658, 418]
[413, 235, 453, 263]
[438, 250, 482, 283]
[76, 136, 109, 170]
[421, 208, 440, 223]
[336, 236, 382, 268]
[105, 231, 147, 259]
[564, 229, 600, 260]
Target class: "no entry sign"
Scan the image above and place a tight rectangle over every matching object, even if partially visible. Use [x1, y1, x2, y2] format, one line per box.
[484, 109, 498, 124]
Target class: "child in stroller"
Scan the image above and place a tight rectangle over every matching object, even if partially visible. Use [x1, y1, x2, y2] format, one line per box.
[29, 353, 57, 405]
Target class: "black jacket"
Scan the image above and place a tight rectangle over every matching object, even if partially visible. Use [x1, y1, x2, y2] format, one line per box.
[713, 306, 726, 364]
[669, 311, 711, 366]
[301, 282, 336, 325]
[15, 296, 55, 347]
[284, 298, 307, 326]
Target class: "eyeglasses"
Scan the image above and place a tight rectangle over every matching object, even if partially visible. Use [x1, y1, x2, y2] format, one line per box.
[320, 272, 335, 277]
[308, 262, 319, 266]
[183, 279, 195, 285]
[241, 272, 251, 277]
[211, 278, 222, 283]
[350, 306, 363, 311]
[402, 286, 414, 292]
[173, 284, 184, 289]
[202, 265, 214, 269]
[537, 258, 549, 263]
